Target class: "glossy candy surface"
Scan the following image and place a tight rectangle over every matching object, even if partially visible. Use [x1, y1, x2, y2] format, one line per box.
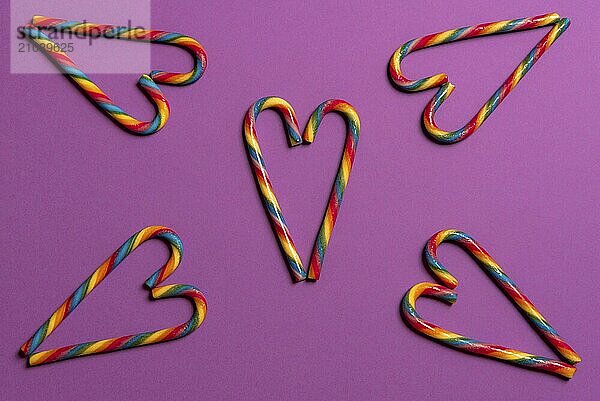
[20, 226, 207, 366]
[389, 13, 570, 143]
[244, 97, 360, 282]
[401, 229, 580, 379]
[21, 16, 207, 135]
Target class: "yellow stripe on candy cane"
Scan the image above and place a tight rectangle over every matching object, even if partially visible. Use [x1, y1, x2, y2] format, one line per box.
[146, 328, 172, 343]
[435, 30, 457, 43]
[86, 338, 114, 354]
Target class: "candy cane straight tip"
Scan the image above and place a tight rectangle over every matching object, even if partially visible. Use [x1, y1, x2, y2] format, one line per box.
[401, 282, 577, 379]
[20, 226, 207, 365]
[389, 13, 571, 143]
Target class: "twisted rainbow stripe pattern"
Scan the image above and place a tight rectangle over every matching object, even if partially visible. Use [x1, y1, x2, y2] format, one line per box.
[389, 13, 570, 143]
[21, 16, 207, 135]
[401, 230, 580, 379]
[20, 226, 207, 366]
[244, 97, 360, 282]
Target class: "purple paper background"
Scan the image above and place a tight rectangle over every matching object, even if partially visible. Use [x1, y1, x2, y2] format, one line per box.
[1, 1, 598, 400]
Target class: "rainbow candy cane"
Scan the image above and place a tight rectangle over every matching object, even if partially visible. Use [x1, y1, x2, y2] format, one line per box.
[401, 230, 581, 379]
[389, 13, 570, 143]
[244, 97, 360, 282]
[20, 226, 207, 366]
[21, 16, 207, 135]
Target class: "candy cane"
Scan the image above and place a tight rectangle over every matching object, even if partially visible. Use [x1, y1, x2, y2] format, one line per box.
[244, 97, 360, 282]
[389, 13, 570, 143]
[402, 283, 577, 379]
[31, 16, 206, 86]
[305, 100, 360, 281]
[20, 226, 207, 366]
[401, 229, 580, 379]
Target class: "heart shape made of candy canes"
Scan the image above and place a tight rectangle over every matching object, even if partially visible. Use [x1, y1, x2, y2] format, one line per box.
[389, 13, 570, 144]
[21, 16, 207, 135]
[20, 226, 207, 366]
[401, 229, 581, 379]
[244, 97, 360, 282]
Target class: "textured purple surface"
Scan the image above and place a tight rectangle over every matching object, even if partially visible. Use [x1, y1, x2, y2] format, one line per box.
[1, 1, 598, 400]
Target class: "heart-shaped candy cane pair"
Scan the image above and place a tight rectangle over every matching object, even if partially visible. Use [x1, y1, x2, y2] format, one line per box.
[244, 97, 360, 282]
[20, 226, 206, 366]
[401, 230, 580, 379]
[389, 13, 570, 143]
[21, 16, 207, 135]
